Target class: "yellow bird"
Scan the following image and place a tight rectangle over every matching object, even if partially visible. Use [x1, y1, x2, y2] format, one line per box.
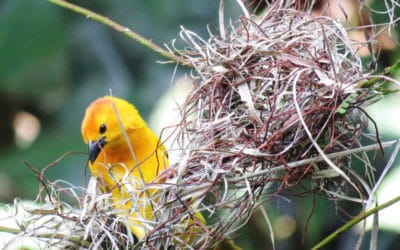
[81, 96, 240, 249]
[81, 95, 171, 239]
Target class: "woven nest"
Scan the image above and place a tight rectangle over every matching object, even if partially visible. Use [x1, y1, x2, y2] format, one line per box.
[152, 4, 397, 248]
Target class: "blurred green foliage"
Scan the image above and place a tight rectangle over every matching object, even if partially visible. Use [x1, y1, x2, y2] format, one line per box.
[0, 1, 399, 249]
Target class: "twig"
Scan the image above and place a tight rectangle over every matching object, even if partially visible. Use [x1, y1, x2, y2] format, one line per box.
[46, 0, 189, 66]
[311, 195, 400, 250]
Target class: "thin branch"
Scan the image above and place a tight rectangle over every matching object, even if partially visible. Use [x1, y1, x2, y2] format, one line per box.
[47, 0, 189, 66]
[311, 195, 400, 250]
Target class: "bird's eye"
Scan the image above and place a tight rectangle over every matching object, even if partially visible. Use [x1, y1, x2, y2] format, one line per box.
[99, 124, 107, 134]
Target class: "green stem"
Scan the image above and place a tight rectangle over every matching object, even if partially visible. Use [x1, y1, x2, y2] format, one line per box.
[47, 0, 188, 66]
[312, 195, 400, 250]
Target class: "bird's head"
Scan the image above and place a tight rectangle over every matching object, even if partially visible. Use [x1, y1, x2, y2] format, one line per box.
[81, 96, 145, 164]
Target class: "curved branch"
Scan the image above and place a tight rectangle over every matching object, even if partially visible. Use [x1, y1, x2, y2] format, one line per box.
[312, 195, 400, 250]
[47, 0, 189, 66]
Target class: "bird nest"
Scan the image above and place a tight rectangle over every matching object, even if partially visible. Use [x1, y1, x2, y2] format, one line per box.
[3, 1, 399, 250]
[151, 4, 398, 248]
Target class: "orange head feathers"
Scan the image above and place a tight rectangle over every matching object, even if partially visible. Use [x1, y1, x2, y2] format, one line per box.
[81, 96, 146, 163]
[81, 95, 168, 183]
[81, 96, 145, 143]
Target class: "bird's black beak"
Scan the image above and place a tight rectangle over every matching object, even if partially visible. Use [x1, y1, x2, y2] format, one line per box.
[88, 137, 107, 164]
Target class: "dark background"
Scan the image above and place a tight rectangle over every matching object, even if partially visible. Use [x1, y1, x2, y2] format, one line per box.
[0, 1, 399, 249]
